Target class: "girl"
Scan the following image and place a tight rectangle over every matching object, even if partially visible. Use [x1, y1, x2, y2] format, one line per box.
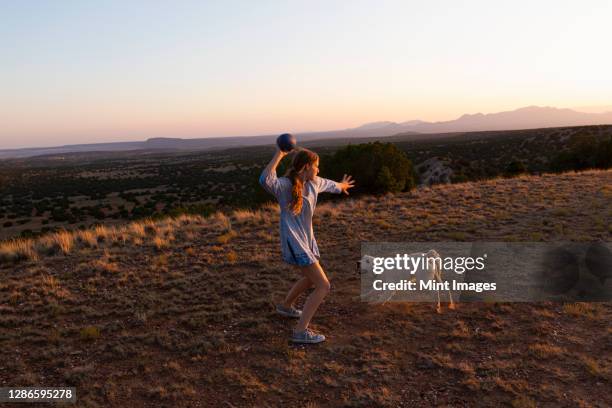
[259, 146, 355, 344]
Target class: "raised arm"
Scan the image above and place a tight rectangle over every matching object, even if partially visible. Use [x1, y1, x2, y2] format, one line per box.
[259, 148, 288, 197]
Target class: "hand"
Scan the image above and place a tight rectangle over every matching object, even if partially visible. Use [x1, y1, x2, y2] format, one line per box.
[339, 174, 355, 195]
[275, 146, 289, 158]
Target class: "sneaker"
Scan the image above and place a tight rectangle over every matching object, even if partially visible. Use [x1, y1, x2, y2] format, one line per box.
[276, 304, 302, 318]
[291, 328, 326, 344]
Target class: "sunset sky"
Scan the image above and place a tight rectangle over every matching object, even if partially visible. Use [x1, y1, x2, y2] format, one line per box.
[1, 0, 611, 149]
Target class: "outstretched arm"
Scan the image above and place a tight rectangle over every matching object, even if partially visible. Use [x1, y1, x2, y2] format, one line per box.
[316, 174, 355, 195]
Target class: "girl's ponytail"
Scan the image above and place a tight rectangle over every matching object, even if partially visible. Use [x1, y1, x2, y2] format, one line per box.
[288, 168, 304, 215]
[285, 149, 319, 216]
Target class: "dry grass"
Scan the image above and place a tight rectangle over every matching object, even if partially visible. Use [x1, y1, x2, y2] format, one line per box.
[317, 203, 341, 218]
[0, 213, 225, 265]
[38, 272, 70, 299]
[232, 209, 260, 224]
[581, 356, 609, 380]
[35, 230, 74, 255]
[0, 239, 38, 262]
[142, 219, 160, 235]
[217, 230, 237, 244]
[211, 212, 232, 232]
[222, 368, 268, 393]
[261, 202, 280, 214]
[511, 395, 537, 408]
[528, 343, 564, 359]
[153, 236, 170, 251]
[94, 225, 110, 242]
[563, 302, 601, 318]
[55, 230, 74, 254]
[129, 222, 146, 238]
[80, 326, 101, 341]
[76, 230, 98, 248]
[226, 250, 238, 264]
[0, 169, 611, 407]
[91, 251, 120, 274]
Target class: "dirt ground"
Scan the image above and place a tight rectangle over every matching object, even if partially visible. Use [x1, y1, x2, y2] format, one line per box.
[0, 170, 610, 407]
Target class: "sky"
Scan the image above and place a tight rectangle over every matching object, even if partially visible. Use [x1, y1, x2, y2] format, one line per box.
[1, 0, 611, 149]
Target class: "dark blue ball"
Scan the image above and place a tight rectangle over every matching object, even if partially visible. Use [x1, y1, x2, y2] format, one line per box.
[276, 133, 297, 152]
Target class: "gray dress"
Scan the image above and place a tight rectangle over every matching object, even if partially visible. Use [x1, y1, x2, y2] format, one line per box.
[259, 167, 341, 266]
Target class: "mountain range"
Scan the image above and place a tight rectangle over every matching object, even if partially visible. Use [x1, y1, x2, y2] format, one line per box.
[1, 106, 611, 159]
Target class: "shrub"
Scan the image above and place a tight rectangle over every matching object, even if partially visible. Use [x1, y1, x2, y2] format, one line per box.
[19, 229, 35, 238]
[504, 160, 528, 177]
[166, 203, 214, 218]
[551, 135, 612, 172]
[322, 142, 416, 194]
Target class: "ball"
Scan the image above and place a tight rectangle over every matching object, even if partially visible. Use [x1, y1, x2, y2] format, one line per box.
[276, 133, 297, 152]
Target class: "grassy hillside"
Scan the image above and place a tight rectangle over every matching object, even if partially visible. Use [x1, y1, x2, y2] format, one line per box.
[1, 169, 610, 407]
[1, 124, 610, 241]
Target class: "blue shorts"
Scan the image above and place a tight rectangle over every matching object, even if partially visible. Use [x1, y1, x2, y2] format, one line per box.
[284, 252, 316, 267]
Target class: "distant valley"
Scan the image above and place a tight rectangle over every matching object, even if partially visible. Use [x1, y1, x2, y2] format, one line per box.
[1, 106, 611, 159]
